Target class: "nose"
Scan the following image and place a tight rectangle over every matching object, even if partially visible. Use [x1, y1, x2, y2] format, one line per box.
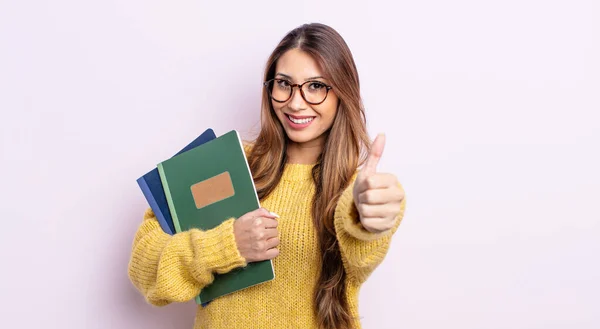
[287, 86, 308, 112]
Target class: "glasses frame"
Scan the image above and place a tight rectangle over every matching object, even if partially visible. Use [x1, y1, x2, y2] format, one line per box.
[263, 78, 333, 105]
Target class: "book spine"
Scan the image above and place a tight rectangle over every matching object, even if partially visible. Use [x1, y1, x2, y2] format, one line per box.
[136, 176, 173, 235]
[157, 163, 182, 233]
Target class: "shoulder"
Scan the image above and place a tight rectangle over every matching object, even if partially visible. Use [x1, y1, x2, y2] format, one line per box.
[349, 169, 359, 183]
[241, 140, 255, 157]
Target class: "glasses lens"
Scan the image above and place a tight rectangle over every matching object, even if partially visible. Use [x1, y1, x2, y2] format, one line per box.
[301, 81, 328, 104]
[267, 79, 292, 102]
[266, 79, 329, 104]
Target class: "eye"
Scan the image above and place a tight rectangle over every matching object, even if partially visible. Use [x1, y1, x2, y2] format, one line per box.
[309, 82, 324, 90]
[275, 79, 291, 89]
[307, 82, 326, 91]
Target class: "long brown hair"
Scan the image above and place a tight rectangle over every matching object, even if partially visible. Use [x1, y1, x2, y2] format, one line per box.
[247, 23, 371, 329]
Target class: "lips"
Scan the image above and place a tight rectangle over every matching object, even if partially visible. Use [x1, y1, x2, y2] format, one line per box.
[287, 114, 314, 124]
[286, 114, 315, 119]
[284, 113, 315, 128]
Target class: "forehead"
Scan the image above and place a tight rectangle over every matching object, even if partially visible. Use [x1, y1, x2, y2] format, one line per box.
[275, 48, 324, 79]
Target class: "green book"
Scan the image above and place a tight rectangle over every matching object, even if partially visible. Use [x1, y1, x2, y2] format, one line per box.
[157, 130, 275, 305]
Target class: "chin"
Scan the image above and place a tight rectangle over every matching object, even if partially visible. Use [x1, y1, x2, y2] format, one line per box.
[284, 129, 325, 145]
[284, 130, 309, 143]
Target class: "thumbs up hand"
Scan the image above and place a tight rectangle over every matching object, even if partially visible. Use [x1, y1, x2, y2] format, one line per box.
[352, 134, 405, 234]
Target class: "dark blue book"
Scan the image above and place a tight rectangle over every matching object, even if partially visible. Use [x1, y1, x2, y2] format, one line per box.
[136, 128, 217, 235]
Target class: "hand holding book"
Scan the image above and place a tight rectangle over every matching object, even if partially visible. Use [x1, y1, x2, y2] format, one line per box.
[233, 208, 280, 262]
[155, 130, 276, 304]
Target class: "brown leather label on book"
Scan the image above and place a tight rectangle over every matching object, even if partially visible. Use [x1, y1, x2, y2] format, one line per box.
[190, 172, 235, 209]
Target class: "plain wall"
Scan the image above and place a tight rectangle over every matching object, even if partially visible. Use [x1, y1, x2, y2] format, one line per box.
[1, 0, 598, 328]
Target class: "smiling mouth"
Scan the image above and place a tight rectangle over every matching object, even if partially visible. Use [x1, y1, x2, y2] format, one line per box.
[286, 114, 315, 124]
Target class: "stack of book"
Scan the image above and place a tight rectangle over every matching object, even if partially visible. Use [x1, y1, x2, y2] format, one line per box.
[136, 129, 275, 306]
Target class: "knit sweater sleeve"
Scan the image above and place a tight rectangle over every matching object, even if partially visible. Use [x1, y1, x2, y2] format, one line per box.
[127, 208, 247, 306]
[334, 175, 406, 284]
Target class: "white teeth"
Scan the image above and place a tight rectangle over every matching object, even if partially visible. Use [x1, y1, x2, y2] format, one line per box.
[287, 115, 314, 124]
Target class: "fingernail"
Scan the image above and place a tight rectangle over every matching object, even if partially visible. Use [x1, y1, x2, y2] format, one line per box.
[270, 212, 280, 218]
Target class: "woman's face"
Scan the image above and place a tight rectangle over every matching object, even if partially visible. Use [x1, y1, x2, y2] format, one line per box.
[271, 48, 339, 148]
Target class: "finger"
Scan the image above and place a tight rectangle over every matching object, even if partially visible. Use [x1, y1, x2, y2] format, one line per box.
[361, 133, 386, 177]
[263, 218, 279, 229]
[357, 203, 383, 218]
[361, 217, 396, 233]
[253, 208, 279, 219]
[265, 237, 280, 250]
[359, 188, 399, 205]
[357, 203, 398, 218]
[263, 227, 279, 239]
[263, 247, 280, 260]
[355, 173, 395, 193]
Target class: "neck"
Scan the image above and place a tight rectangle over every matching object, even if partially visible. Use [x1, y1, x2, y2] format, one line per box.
[286, 136, 325, 165]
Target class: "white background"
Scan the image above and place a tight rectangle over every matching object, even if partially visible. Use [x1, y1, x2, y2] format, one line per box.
[1, 0, 598, 328]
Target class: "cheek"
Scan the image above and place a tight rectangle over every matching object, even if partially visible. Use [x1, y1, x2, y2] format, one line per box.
[318, 101, 338, 125]
[272, 102, 284, 120]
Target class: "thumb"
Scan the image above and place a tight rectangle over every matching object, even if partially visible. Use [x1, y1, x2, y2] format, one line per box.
[361, 133, 386, 177]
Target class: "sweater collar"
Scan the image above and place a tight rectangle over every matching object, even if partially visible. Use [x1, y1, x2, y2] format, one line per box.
[281, 163, 315, 182]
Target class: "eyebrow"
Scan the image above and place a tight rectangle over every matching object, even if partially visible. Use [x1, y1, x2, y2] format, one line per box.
[275, 73, 326, 82]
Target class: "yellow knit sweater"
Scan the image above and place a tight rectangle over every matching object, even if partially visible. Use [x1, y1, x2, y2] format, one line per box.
[128, 162, 406, 329]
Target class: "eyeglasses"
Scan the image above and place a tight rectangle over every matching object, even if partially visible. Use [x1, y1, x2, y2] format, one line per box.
[263, 78, 333, 105]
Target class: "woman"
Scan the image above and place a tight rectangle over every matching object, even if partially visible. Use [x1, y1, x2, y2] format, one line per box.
[128, 23, 406, 329]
